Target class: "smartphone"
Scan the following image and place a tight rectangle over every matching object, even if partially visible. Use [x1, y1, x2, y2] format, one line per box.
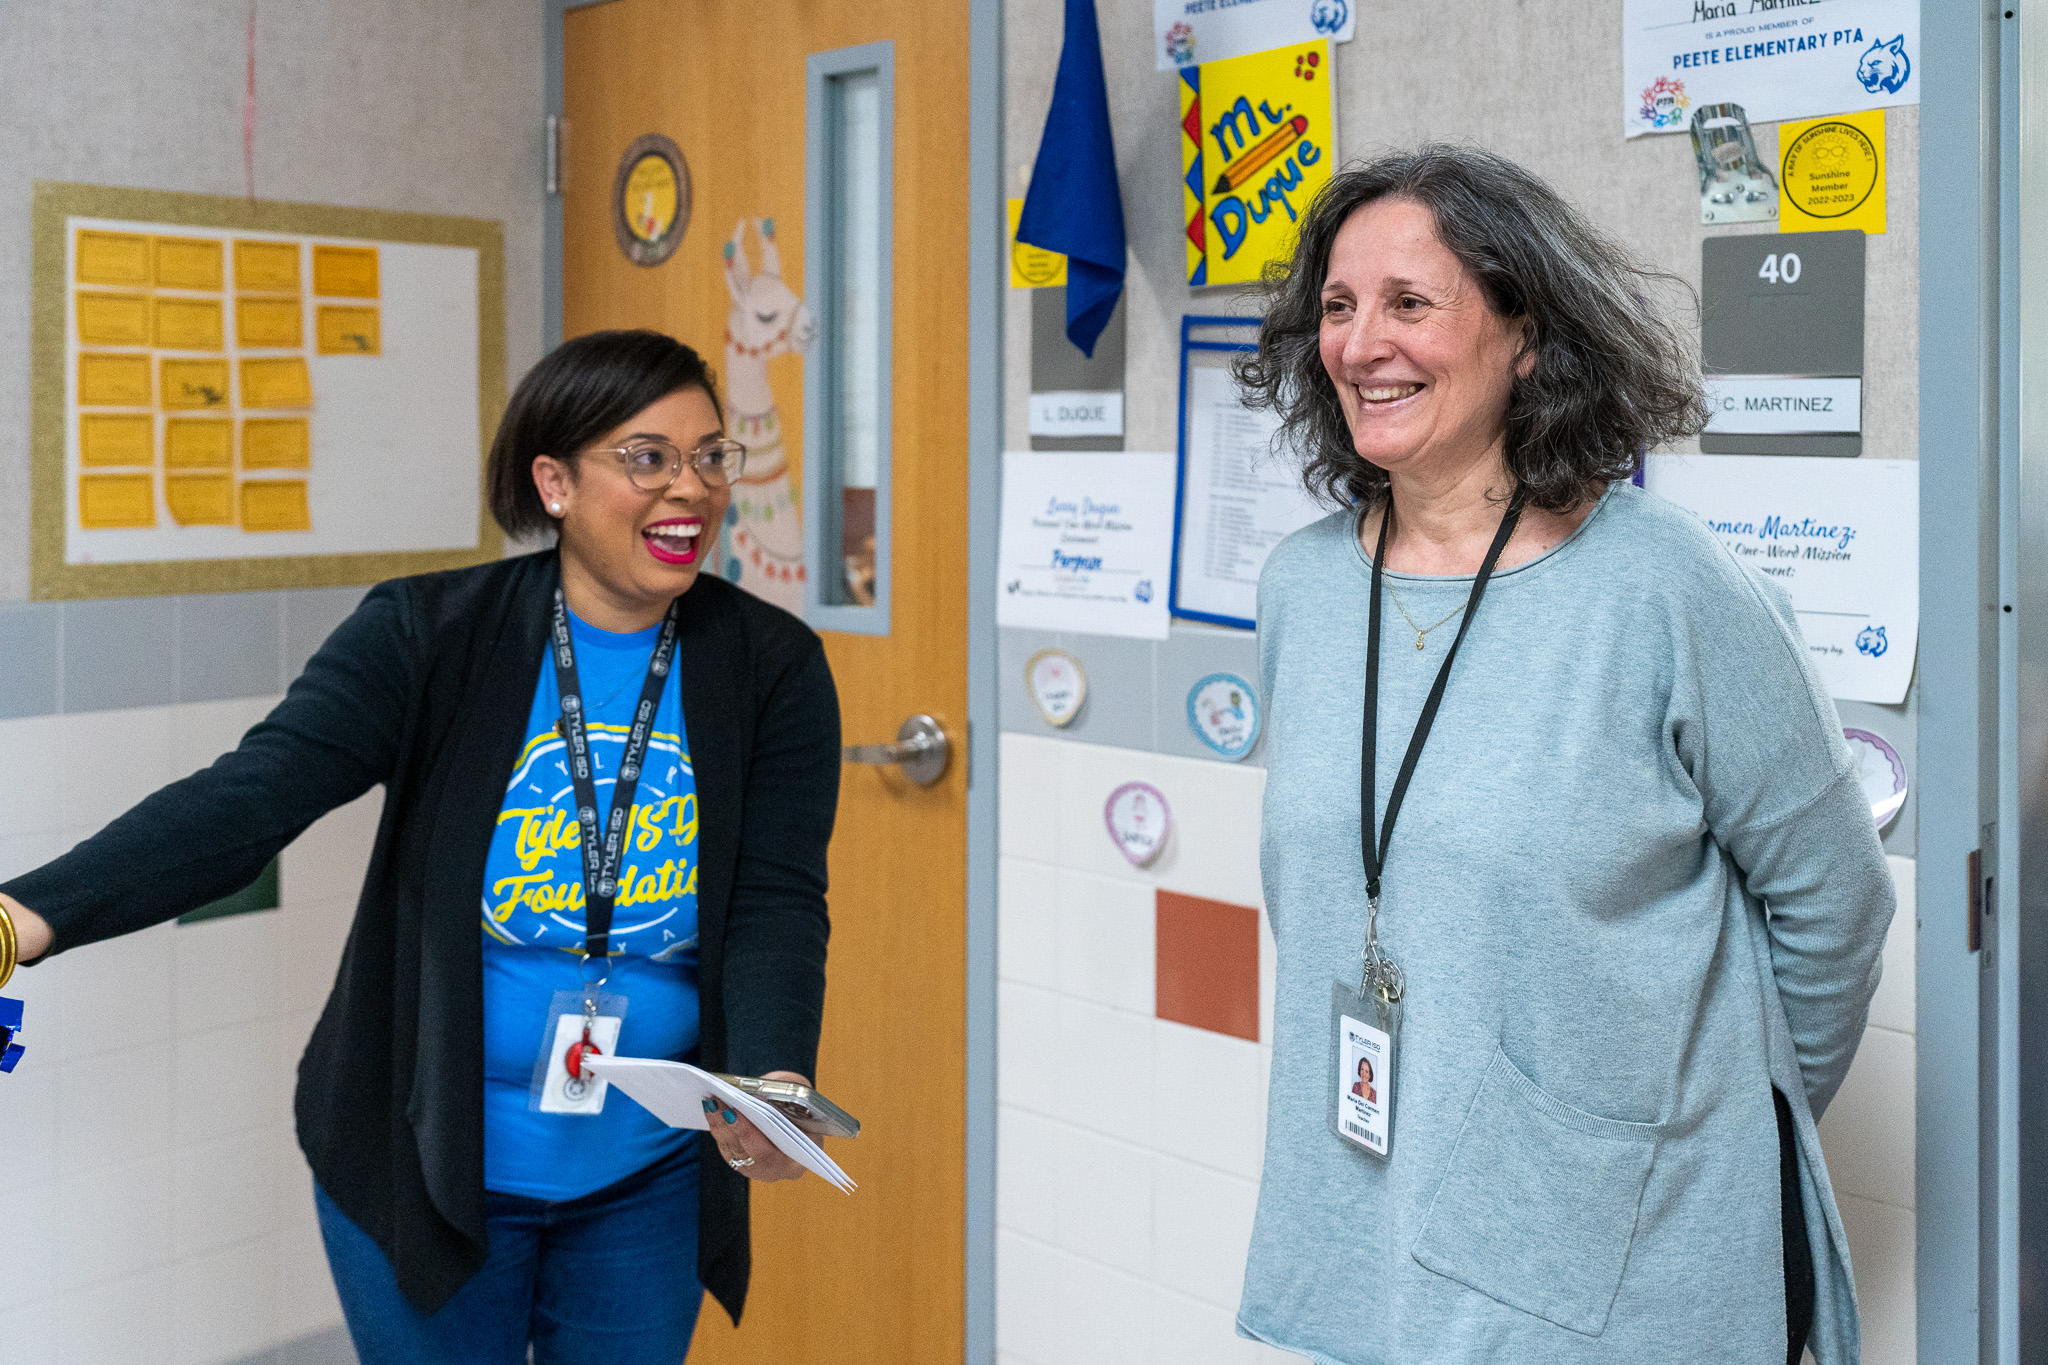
[714, 1074, 861, 1139]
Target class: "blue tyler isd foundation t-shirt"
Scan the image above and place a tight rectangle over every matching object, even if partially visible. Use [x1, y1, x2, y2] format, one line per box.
[480, 611, 702, 1200]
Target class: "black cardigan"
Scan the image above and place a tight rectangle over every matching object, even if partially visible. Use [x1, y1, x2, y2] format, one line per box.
[4, 553, 840, 1322]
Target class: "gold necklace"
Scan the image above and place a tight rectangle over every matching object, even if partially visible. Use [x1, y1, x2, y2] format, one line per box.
[1383, 580, 1465, 651]
[1378, 504, 1521, 650]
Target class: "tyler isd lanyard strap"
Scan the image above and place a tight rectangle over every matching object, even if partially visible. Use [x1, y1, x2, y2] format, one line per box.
[1357, 494, 1524, 1001]
[551, 587, 680, 973]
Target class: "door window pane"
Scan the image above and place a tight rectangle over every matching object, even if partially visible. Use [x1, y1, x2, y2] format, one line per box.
[805, 43, 893, 631]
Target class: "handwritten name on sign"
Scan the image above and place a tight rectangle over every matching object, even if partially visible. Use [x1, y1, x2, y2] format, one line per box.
[1644, 453, 1917, 705]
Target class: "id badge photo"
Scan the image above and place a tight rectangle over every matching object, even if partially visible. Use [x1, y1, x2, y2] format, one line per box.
[1330, 978, 1400, 1160]
[529, 988, 629, 1116]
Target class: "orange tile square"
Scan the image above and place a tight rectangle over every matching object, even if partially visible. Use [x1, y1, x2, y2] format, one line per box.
[1155, 889, 1260, 1042]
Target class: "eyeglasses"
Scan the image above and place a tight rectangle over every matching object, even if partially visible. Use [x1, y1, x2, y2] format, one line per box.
[587, 437, 748, 491]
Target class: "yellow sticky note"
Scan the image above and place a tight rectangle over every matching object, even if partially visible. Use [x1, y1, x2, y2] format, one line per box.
[76, 291, 151, 345]
[1779, 109, 1886, 235]
[166, 474, 237, 526]
[154, 236, 224, 291]
[161, 358, 231, 410]
[240, 479, 312, 531]
[234, 240, 301, 292]
[76, 230, 152, 286]
[80, 413, 155, 467]
[154, 297, 225, 350]
[240, 357, 313, 408]
[165, 418, 233, 468]
[242, 417, 311, 469]
[79, 473, 157, 528]
[316, 305, 381, 355]
[78, 352, 152, 406]
[312, 245, 379, 298]
[237, 296, 304, 348]
[1009, 199, 1068, 289]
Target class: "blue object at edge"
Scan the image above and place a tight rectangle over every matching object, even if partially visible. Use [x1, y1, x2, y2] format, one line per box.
[1015, 0, 1126, 358]
[0, 994, 23, 1072]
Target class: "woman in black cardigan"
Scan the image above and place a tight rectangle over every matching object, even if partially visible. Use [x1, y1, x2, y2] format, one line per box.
[0, 330, 840, 1364]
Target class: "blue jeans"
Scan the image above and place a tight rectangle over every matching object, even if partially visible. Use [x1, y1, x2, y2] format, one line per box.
[315, 1136, 705, 1365]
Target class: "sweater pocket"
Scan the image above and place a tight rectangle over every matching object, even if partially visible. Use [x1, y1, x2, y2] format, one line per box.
[1410, 1046, 1661, 1337]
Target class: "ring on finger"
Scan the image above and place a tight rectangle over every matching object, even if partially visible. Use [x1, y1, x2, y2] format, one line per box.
[728, 1155, 755, 1170]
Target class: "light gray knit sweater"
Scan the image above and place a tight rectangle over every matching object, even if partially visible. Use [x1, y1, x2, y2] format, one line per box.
[1237, 483, 1893, 1364]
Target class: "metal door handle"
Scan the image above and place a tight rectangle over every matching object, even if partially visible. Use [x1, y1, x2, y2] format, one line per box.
[843, 714, 949, 786]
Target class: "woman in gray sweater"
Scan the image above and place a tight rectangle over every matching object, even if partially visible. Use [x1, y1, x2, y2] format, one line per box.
[1230, 147, 1893, 1364]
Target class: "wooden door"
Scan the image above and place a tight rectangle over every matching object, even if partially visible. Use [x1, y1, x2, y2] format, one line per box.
[562, 3, 969, 1363]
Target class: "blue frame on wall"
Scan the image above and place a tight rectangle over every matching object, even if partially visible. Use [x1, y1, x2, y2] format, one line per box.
[1169, 313, 1262, 631]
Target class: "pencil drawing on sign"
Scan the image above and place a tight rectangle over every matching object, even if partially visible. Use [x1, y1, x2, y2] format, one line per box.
[720, 217, 814, 614]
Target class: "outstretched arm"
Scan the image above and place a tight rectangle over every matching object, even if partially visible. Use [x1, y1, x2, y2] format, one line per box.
[0, 582, 417, 959]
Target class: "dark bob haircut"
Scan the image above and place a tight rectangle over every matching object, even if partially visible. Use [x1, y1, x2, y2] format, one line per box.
[487, 329, 723, 540]
[1234, 145, 1707, 513]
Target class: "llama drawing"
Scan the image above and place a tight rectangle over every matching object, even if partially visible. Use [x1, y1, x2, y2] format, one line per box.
[719, 218, 815, 615]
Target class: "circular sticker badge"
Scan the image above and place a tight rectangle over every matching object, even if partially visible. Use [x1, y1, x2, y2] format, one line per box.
[1781, 120, 1880, 221]
[1012, 236, 1064, 288]
[1843, 727, 1907, 830]
[1186, 672, 1260, 761]
[613, 134, 692, 267]
[1024, 648, 1086, 727]
[1104, 781, 1171, 868]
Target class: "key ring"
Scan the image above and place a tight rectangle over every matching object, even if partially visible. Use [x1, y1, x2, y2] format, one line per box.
[1359, 893, 1404, 1003]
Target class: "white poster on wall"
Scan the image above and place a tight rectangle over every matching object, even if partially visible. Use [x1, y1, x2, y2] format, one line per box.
[1172, 361, 1326, 629]
[1153, 0, 1353, 71]
[1622, 0, 1918, 138]
[1644, 454, 1917, 705]
[999, 450, 1175, 641]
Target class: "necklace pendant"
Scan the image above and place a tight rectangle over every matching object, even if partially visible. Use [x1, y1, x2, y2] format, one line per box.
[1415, 632, 1426, 651]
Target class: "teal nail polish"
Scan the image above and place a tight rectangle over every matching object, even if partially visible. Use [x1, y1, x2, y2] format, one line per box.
[701, 1099, 716, 1115]
[722, 1107, 738, 1124]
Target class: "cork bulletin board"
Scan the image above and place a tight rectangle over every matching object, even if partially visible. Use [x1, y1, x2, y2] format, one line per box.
[31, 181, 505, 599]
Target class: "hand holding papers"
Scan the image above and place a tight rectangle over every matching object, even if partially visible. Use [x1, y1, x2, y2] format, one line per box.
[581, 1056, 856, 1193]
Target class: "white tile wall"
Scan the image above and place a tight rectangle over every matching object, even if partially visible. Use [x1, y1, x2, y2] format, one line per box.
[0, 700, 374, 1365]
[997, 733, 1292, 1365]
[995, 732, 1921, 1365]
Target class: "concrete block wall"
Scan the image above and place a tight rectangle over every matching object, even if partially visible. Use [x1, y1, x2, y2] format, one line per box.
[0, 4, 540, 1354]
[0, 588, 376, 1363]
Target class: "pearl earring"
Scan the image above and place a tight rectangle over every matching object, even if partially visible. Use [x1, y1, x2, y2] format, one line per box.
[550, 502, 562, 514]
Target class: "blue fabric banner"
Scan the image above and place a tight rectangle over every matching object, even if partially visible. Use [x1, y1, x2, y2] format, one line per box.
[1016, 0, 1126, 358]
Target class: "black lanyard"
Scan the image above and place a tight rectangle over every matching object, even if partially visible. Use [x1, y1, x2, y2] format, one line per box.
[550, 588, 681, 967]
[1360, 495, 1524, 905]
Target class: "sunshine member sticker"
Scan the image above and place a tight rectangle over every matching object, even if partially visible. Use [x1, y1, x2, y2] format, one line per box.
[1779, 110, 1885, 233]
[1337, 1013, 1391, 1156]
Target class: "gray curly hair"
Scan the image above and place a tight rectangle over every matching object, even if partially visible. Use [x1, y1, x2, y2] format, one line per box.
[1233, 145, 1708, 513]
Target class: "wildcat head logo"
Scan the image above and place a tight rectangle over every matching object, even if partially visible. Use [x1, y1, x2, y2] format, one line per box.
[1856, 624, 1889, 658]
[1309, 0, 1348, 36]
[1857, 35, 1911, 95]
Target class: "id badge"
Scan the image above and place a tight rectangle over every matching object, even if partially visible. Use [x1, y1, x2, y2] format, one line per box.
[528, 988, 628, 1116]
[1330, 978, 1401, 1160]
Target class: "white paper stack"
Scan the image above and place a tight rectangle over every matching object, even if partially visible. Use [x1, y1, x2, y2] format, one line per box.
[581, 1056, 856, 1193]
